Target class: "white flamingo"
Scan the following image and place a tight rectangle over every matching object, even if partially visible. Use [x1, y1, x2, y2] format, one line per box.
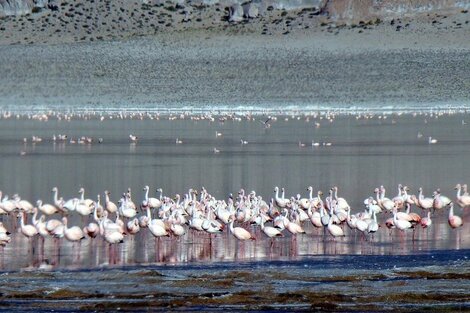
[62, 217, 85, 242]
[448, 203, 463, 229]
[104, 191, 118, 214]
[455, 184, 470, 207]
[229, 218, 255, 240]
[36, 199, 58, 215]
[19, 211, 38, 239]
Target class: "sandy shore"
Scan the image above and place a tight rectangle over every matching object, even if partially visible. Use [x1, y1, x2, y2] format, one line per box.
[0, 3, 469, 113]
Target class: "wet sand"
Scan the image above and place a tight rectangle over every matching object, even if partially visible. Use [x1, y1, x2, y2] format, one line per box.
[1, 250, 469, 311]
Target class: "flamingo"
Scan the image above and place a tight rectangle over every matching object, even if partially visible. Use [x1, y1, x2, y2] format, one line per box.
[126, 218, 140, 235]
[32, 208, 49, 238]
[99, 215, 124, 244]
[393, 208, 412, 232]
[51, 187, 65, 210]
[119, 193, 137, 219]
[375, 187, 394, 212]
[62, 217, 85, 242]
[420, 211, 432, 228]
[298, 188, 312, 210]
[142, 186, 162, 209]
[367, 211, 379, 234]
[455, 184, 470, 207]
[104, 191, 118, 214]
[273, 187, 290, 208]
[83, 222, 100, 238]
[448, 203, 463, 229]
[414, 187, 434, 210]
[307, 201, 322, 228]
[333, 186, 350, 211]
[15, 195, 34, 213]
[46, 219, 64, 238]
[327, 217, 344, 239]
[19, 211, 38, 238]
[391, 184, 405, 209]
[36, 199, 58, 215]
[229, 218, 255, 240]
[433, 189, 452, 211]
[260, 214, 283, 239]
[78, 187, 94, 208]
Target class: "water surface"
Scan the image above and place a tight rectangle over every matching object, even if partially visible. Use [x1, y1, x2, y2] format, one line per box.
[0, 113, 468, 311]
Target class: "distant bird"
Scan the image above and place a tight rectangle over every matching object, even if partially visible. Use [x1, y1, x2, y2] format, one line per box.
[428, 137, 437, 144]
[259, 117, 272, 128]
[175, 138, 183, 144]
[240, 139, 248, 145]
[213, 147, 220, 154]
[129, 134, 138, 142]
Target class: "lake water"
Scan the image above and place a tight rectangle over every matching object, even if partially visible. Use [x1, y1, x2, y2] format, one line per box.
[0, 112, 468, 311]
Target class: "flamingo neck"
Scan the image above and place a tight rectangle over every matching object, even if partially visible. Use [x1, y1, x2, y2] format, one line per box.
[20, 213, 26, 228]
[380, 188, 385, 200]
[32, 208, 38, 225]
[144, 188, 149, 201]
[93, 205, 100, 222]
[99, 219, 105, 235]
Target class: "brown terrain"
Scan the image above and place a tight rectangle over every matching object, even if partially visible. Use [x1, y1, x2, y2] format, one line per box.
[0, 0, 469, 45]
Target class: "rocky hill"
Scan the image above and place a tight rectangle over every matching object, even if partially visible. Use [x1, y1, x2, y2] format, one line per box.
[1, 0, 469, 21]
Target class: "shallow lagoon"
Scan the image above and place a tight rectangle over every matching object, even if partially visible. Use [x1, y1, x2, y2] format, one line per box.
[0, 112, 468, 311]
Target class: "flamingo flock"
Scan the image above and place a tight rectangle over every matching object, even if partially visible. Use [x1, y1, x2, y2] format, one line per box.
[0, 183, 466, 251]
